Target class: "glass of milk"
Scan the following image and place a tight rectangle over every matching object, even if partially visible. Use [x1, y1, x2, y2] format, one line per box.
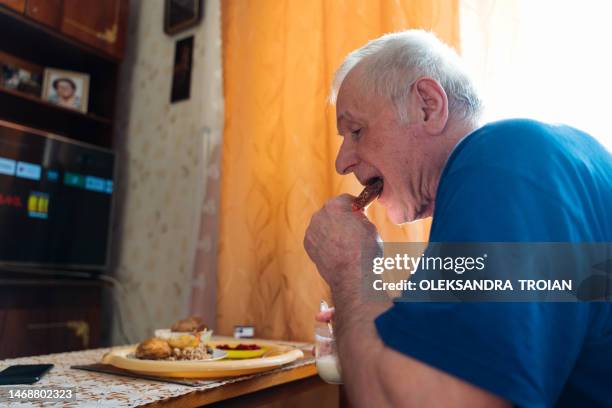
[314, 322, 343, 384]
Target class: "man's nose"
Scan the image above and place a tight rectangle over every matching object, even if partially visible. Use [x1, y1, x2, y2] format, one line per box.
[335, 138, 357, 175]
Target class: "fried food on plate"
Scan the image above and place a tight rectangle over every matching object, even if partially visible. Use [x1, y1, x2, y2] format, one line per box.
[168, 334, 200, 349]
[171, 316, 208, 332]
[133, 316, 214, 360]
[154, 316, 212, 349]
[135, 337, 172, 360]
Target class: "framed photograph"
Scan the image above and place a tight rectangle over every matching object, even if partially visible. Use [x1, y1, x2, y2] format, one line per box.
[171, 36, 194, 103]
[42, 68, 90, 113]
[164, 0, 203, 35]
[0, 51, 43, 97]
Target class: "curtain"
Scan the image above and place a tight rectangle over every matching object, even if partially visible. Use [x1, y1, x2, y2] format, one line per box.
[189, 0, 225, 332]
[218, 0, 460, 341]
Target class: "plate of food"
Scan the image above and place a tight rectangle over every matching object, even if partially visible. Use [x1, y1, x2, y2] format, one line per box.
[126, 316, 224, 362]
[102, 317, 304, 378]
[134, 337, 227, 361]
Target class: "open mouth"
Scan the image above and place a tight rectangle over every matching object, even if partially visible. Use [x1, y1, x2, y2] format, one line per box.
[367, 176, 383, 187]
[367, 176, 384, 196]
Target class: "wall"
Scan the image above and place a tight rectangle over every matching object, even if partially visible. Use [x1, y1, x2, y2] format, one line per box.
[111, 0, 223, 343]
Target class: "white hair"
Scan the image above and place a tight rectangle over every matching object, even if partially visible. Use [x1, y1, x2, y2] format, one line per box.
[330, 30, 482, 124]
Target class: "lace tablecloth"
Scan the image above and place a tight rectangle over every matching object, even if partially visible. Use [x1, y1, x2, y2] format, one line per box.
[0, 342, 314, 407]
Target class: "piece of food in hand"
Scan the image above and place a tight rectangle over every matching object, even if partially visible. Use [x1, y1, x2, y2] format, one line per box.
[352, 178, 384, 211]
[167, 334, 200, 349]
[171, 316, 208, 332]
[135, 337, 172, 360]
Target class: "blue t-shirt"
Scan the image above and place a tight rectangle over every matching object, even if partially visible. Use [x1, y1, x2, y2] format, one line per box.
[375, 119, 612, 407]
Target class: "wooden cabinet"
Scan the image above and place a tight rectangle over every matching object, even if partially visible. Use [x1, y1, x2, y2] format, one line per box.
[0, 0, 128, 60]
[26, 0, 62, 29]
[0, 279, 104, 359]
[60, 0, 128, 59]
[0, 0, 25, 13]
[0, 1, 122, 360]
[0, 1, 124, 148]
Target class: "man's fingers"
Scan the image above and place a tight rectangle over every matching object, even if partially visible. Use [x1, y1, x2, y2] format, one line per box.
[336, 193, 356, 202]
[315, 308, 335, 322]
[324, 194, 357, 212]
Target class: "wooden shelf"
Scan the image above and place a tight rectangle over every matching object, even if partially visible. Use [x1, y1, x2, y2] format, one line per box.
[0, 87, 112, 124]
[0, 6, 119, 63]
[0, 278, 103, 287]
[0, 87, 113, 147]
[0, 6, 120, 148]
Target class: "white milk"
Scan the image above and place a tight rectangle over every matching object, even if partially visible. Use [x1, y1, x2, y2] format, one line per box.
[316, 354, 342, 384]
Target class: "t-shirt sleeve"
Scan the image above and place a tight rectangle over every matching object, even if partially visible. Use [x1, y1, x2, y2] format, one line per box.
[375, 164, 590, 407]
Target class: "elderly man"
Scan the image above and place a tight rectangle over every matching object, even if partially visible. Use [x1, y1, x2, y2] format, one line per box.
[304, 30, 612, 407]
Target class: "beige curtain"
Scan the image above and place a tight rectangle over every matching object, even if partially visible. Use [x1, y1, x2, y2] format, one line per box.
[217, 0, 460, 341]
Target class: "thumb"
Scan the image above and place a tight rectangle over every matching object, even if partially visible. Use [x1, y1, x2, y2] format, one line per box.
[315, 308, 335, 322]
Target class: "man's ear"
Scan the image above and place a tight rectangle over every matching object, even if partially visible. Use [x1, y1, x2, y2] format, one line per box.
[410, 77, 449, 134]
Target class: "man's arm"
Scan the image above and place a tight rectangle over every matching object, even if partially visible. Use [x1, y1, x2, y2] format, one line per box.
[305, 195, 510, 407]
[331, 276, 511, 408]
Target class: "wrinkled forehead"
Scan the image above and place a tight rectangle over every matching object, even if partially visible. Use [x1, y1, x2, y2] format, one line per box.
[336, 68, 372, 119]
[336, 65, 369, 103]
[336, 66, 395, 130]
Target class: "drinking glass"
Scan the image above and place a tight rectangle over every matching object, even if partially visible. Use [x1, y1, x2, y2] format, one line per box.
[314, 322, 343, 384]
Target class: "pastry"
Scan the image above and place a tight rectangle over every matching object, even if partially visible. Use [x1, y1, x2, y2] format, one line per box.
[135, 337, 172, 360]
[352, 178, 384, 211]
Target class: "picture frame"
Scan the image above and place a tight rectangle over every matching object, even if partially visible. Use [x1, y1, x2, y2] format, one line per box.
[170, 36, 194, 103]
[164, 0, 203, 35]
[42, 68, 90, 113]
[0, 51, 43, 97]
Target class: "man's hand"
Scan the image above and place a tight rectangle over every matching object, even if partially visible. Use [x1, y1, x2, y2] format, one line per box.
[316, 307, 334, 323]
[304, 194, 381, 289]
[311, 308, 335, 356]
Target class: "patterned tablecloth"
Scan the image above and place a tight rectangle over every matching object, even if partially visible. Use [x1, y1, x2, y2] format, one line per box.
[0, 342, 314, 407]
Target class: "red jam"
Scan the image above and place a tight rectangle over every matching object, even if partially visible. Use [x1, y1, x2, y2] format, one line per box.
[216, 344, 261, 350]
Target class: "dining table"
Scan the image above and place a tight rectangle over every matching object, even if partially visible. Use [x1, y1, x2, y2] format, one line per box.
[0, 337, 341, 407]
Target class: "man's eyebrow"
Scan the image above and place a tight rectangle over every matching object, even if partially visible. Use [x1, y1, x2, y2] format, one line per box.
[336, 112, 358, 136]
[337, 112, 359, 132]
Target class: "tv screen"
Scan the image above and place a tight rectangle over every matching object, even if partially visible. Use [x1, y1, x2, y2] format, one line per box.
[0, 120, 114, 270]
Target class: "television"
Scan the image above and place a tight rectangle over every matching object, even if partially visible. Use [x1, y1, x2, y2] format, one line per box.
[0, 120, 114, 271]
